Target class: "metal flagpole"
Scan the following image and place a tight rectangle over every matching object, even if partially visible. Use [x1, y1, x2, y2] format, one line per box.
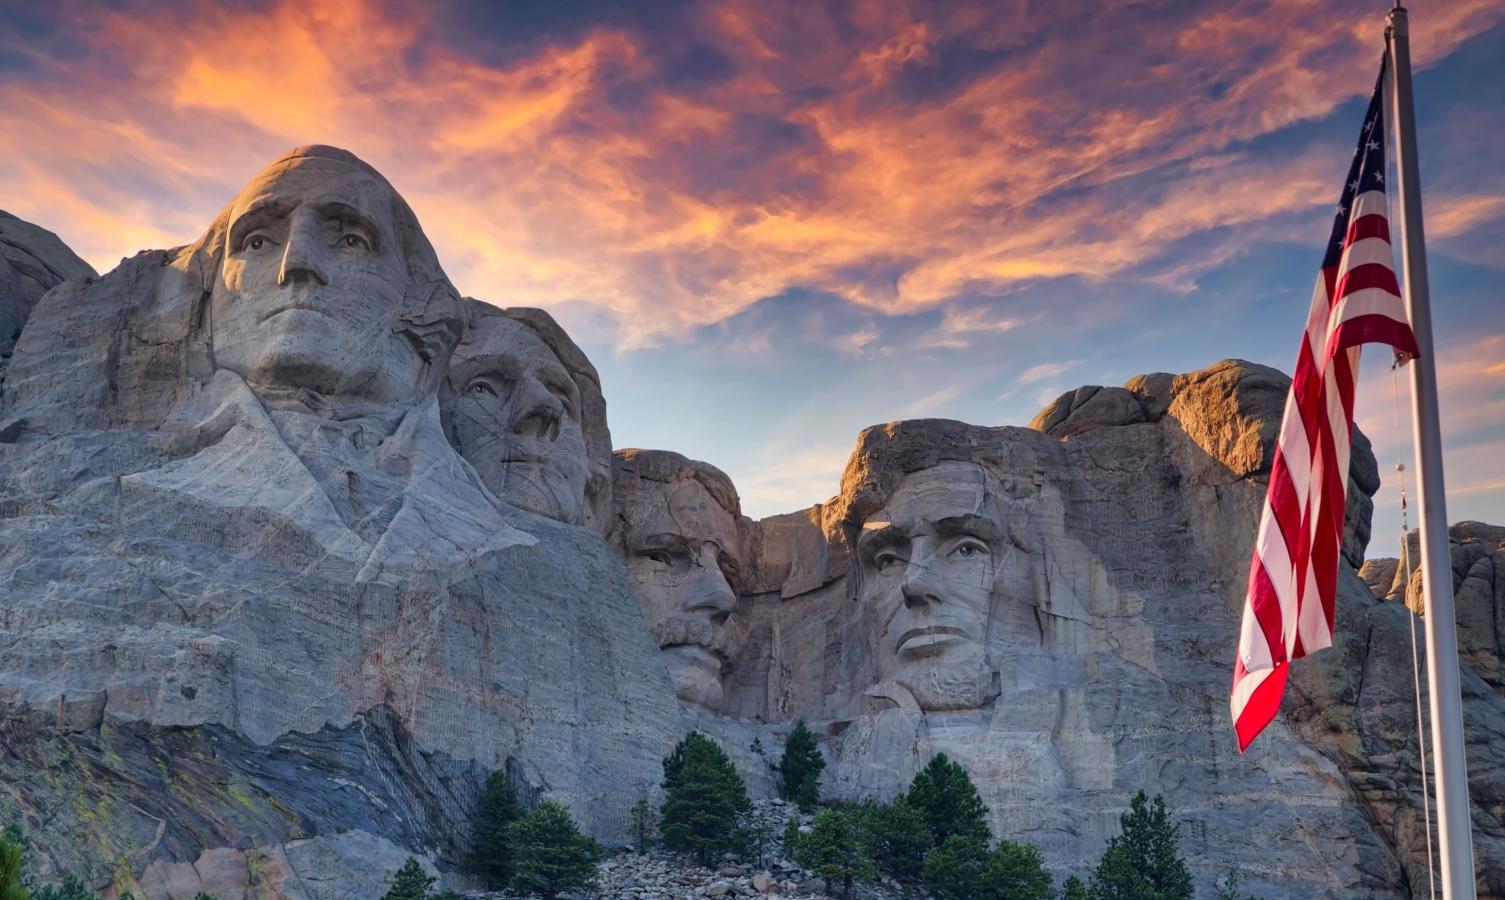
[1386, 6, 1476, 898]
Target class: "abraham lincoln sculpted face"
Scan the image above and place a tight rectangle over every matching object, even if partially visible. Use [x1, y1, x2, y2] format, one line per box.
[210, 150, 442, 405]
[858, 461, 1004, 711]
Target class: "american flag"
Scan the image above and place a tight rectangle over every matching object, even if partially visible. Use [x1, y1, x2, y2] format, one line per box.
[1232, 57, 1421, 751]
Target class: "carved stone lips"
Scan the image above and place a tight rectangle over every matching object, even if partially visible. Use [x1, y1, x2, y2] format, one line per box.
[895, 625, 972, 654]
[261, 300, 336, 323]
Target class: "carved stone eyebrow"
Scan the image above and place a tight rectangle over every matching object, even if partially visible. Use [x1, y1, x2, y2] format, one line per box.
[227, 197, 296, 251]
[316, 201, 383, 251]
[857, 524, 904, 560]
[933, 514, 1002, 543]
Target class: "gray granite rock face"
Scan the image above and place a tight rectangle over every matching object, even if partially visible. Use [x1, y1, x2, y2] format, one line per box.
[0, 150, 683, 899]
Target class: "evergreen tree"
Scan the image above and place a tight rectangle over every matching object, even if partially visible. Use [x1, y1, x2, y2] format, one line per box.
[921, 836, 987, 900]
[775, 721, 826, 811]
[1088, 792, 1193, 900]
[793, 808, 873, 899]
[630, 797, 659, 854]
[508, 800, 603, 900]
[783, 817, 804, 859]
[1062, 875, 1090, 900]
[660, 732, 751, 865]
[852, 797, 932, 885]
[0, 829, 27, 900]
[380, 859, 435, 900]
[468, 769, 523, 889]
[905, 753, 990, 846]
[976, 840, 1055, 900]
[742, 808, 775, 869]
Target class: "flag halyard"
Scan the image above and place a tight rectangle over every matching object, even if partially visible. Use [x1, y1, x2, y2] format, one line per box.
[1231, 56, 1420, 751]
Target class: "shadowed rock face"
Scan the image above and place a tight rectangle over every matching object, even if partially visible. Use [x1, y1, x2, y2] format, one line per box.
[0, 210, 97, 363]
[0, 150, 681, 900]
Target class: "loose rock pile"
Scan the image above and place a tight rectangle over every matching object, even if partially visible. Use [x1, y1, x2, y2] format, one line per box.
[471, 800, 909, 900]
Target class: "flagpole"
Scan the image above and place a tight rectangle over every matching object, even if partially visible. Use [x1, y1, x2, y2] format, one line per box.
[1386, 7, 1476, 898]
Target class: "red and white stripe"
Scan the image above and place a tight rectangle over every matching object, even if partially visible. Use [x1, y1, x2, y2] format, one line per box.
[1232, 185, 1418, 751]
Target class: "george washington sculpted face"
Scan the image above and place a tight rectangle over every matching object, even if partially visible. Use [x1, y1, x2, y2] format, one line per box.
[211, 153, 433, 405]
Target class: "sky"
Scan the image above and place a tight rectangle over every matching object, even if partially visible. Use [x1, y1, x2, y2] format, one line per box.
[0, 0, 1501, 547]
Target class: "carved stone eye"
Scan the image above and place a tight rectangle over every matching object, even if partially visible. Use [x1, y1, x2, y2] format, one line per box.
[342, 234, 370, 250]
[467, 381, 497, 398]
[247, 236, 265, 251]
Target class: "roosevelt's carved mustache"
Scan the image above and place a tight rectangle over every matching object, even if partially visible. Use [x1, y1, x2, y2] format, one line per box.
[652, 615, 738, 661]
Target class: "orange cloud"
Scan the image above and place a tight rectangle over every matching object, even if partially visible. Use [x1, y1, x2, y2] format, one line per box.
[1, 0, 1502, 347]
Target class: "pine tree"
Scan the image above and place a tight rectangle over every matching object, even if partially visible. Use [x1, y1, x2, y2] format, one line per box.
[775, 721, 826, 811]
[468, 769, 523, 889]
[1062, 875, 1090, 900]
[783, 816, 804, 859]
[380, 858, 435, 900]
[976, 839, 1055, 900]
[1089, 792, 1193, 900]
[660, 732, 751, 865]
[921, 835, 987, 900]
[905, 753, 990, 847]
[508, 800, 603, 900]
[742, 807, 775, 869]
[793, 808, 874, 899]
[631, 797, 659, 853]
[852, 797, 932, 885]
[0, 828, 27, 900]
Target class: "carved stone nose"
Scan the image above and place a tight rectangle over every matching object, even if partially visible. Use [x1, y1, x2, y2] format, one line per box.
[279, 222, 329, 287]
[511, 377, 563, 442]
[901, 558, 943, 609]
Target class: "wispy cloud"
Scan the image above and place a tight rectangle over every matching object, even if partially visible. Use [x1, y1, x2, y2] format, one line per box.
[3, 0, 1502, 349]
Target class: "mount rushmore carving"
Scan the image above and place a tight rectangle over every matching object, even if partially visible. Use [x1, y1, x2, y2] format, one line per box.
[1, 148, 1502, 900]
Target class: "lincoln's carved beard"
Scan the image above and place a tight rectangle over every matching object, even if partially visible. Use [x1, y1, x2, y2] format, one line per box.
[897, 659, 1002, 712]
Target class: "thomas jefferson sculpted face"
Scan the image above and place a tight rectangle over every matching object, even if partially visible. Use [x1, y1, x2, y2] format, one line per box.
[448, 314, 589, 524]
[858, 461, 1004, 711]
[211, 151, 437, 405]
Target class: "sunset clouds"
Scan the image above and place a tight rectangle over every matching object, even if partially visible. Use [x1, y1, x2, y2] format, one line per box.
[3, 0, 1502, 344]
[2, 0, 1502, 517]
